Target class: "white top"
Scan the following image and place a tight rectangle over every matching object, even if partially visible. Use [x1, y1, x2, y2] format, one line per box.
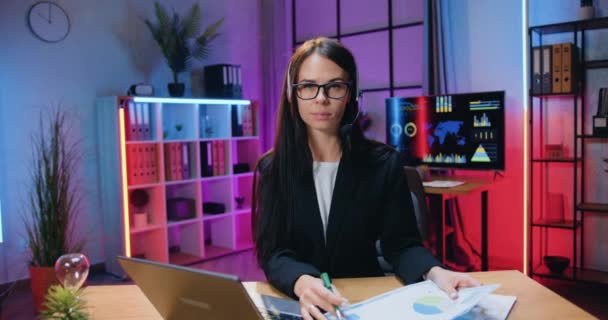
[312, 161, 340, 239]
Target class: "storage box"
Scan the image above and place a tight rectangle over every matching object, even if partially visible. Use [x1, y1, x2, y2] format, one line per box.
[592, 116, 608, 137]
[166, 198, 196, 221]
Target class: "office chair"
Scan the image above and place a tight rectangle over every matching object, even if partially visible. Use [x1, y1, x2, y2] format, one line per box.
[377, 166, 430, 274]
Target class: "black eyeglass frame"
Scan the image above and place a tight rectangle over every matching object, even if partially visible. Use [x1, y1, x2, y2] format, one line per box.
[291, 81, 352, 100]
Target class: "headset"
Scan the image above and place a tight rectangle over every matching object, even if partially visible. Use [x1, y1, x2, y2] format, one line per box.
[286, 60, 363, 138]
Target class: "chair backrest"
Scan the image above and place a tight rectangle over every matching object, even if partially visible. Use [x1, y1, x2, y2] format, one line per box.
[403, 166, 429, 242]
[376, 166, 430, 274]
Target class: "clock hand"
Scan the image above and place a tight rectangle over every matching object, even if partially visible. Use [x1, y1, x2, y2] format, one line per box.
[37, 12, 50, 24]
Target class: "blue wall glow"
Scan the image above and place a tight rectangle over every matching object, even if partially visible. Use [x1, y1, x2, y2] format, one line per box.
[0, 200, 3, 243]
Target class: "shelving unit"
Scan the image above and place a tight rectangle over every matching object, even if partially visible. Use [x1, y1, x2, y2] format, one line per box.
[528, 17, 608, 285]
[96, 96, 260, 276]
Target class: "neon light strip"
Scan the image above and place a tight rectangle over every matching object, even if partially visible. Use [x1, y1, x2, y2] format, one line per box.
[118, 108, 131, 257]
[0, 199, 3, 243]
[522, 0, 529, 274]
[469, 107, 500, 111]
[133, 97, 251, 105]
[469, 100, 501, 105]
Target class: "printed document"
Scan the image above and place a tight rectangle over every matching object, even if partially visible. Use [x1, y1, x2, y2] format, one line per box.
[325, 280, 515, 320]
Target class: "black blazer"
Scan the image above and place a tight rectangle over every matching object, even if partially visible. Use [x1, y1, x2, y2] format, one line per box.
[258, 144, 440, 298]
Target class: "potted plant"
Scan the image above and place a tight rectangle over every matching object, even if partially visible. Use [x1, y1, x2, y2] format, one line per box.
[130, 189, 150, 228]
[145, 2, 224, 97]
[24, 109, 84, 313]
[39, 285, 89, 320]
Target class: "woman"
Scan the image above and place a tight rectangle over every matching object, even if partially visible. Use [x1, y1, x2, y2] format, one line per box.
[252, 37, 479, 320]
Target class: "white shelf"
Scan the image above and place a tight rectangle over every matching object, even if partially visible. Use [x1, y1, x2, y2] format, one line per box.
[165, 178, 200, 186]
[167, 218, 201, 228]
[97, 96, 261, 276]
[233, 172, 254, 178]
[130, 224, 164, 234]
[232, 135, 260, 141]
[126, 140, 161, 145]
[201, 175, 232, 182]
[127, 182, 162, 190]
[233, 208, 252, 215]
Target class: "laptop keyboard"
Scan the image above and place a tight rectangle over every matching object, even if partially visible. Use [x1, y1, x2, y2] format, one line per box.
[260, 310, 303, 320]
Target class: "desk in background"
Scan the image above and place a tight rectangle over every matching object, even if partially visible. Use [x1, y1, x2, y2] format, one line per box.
[84, 270, 595, 319]
[424, 176, 495, 271]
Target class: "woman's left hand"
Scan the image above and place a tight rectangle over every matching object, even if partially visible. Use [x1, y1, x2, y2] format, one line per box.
[426, 266, 481, 299]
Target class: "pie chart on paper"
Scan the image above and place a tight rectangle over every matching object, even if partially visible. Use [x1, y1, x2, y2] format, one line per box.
[413, 296, 451, 315]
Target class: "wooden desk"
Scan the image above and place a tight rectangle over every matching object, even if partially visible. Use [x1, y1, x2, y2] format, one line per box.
[84, 270, 596, 319]
[424, 176, 495, 271]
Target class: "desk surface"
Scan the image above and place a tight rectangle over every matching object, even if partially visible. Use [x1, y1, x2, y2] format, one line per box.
[84, 270, 595, 319]
[424, 176, 495, 196]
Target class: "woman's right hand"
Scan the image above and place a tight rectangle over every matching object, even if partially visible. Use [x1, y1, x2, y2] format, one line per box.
[294, 274, 347, 320]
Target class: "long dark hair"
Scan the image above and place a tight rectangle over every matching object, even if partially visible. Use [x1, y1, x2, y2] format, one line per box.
[252, 37, 366, 266]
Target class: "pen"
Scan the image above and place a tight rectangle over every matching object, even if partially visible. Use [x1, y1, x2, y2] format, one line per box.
[320, 272, 345, 320]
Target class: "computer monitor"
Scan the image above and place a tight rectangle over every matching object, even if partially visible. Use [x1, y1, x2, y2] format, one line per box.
[386, 91, 505, 170]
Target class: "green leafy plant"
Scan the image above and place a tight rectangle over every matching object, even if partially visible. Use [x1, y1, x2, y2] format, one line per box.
[145, 2, 224, 84]
[24, 109, 84, 267]
[39, 285, 88, 320]
[581, 0, 593, 7]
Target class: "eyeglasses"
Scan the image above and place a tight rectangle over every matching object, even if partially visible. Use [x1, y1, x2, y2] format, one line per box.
[291, 81, 351, 100]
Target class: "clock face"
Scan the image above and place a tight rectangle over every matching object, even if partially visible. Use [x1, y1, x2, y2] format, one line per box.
[27, 1, 70, 43]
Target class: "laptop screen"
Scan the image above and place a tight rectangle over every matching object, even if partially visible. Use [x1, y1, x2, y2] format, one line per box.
[117, 256, 301, 320]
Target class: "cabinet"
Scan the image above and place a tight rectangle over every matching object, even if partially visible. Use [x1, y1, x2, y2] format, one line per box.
[528, 17, 608, 285]
[96, 96, 260, 276]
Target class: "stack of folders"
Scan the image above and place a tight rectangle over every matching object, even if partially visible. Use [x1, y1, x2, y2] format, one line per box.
[126, 101, 152, 140]
[531, 42, 577, 95]
[199, 141, 226, 177]
[594, 88, 608, 136]
[163, 143, 192, 181]
[231, 104, 256, 136]
[127, 144, 159, 185]
[204, 64, 243, 99]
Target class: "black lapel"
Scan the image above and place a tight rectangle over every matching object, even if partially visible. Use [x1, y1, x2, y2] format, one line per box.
[324, 151, 358, 263]
[297, 166, 327, 253]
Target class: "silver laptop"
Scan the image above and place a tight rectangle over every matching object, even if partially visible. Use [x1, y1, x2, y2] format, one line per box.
[117, 256, 302, 320]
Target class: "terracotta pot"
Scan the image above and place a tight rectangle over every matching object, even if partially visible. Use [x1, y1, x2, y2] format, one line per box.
[29, 266, 58, 313]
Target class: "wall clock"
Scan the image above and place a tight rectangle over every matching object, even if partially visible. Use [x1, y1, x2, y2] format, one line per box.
[27, 1, 70, 43]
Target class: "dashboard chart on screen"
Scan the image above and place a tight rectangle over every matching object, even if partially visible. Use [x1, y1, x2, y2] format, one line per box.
[386, 91, 505, 170]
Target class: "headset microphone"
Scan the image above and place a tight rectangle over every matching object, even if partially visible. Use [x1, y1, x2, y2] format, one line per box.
[339, 91, 363, 138]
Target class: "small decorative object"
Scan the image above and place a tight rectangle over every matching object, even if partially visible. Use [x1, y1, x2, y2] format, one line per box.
[578, 0, 595, 20]
[235, 196, 245, 209]
[127, 83, 154, 96]
[175, 124, 184, 139]
[544, 255, 570, 274]
[201, 114, 215, 137]
[145, 2, 224, 97]
[54, 253, 90, 290]
[24, 109, 85, 313]
[545, 144, 564, 159]
[39, 285, 89, 320]
[203, 202, 226, 215]
[130, 189, 150, 228]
